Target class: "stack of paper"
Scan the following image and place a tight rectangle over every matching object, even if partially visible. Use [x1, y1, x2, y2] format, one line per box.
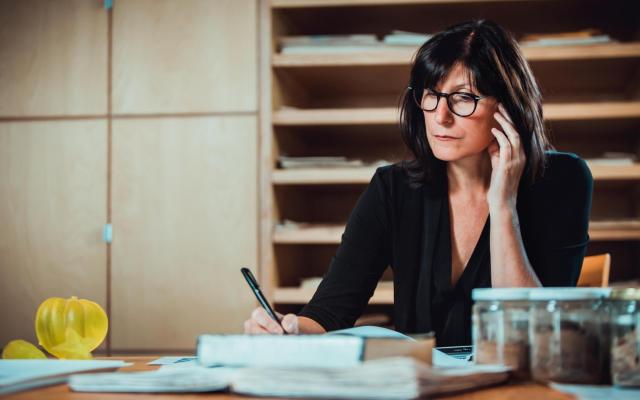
[70, 365, 236, 393]
[279, 34, 381, 54]
[586, 152, 637, 166]
[278, 156, 365, 169]
[382, 30, 433, 47]
[70, 357, 511, 399]
[520, 29, 614, 46]
[234, 357, 510, 399]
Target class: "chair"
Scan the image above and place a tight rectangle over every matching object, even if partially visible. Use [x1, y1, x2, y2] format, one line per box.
[577, 253, 611, 287]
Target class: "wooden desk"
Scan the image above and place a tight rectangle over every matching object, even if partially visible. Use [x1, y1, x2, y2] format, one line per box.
[3, 357, 575, 400]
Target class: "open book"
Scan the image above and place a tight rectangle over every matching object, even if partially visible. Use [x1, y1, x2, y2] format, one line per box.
[69, 357, 511, 399]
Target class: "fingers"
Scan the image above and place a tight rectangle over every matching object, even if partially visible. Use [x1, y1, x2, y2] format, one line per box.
[491, 127, 512, 163]
[247, 307, 284, 334]
[493, 109, 519, 146]
[281, 314, 299, 334]
[494, 104, 526, 162]
[243, 318, 272, 334]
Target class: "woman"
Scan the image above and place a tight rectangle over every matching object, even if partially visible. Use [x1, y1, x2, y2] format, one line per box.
[244, 20, 592, 346]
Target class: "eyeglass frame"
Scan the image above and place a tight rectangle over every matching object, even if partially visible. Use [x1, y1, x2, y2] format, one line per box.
[408, 86, 488, 117]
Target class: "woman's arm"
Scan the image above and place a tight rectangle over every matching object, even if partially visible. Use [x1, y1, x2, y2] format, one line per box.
[489, 205, 541, 287]
[297, 168, 393, 331]
[244, 167, 393, 334]
[487, 105, 592, 287]
[487, 104, 541, 287]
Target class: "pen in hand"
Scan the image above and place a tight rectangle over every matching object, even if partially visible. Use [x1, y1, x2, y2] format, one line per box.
[241, 267, 288, 334]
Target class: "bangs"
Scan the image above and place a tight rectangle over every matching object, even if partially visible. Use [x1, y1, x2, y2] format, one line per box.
[412, 36, 483, 95]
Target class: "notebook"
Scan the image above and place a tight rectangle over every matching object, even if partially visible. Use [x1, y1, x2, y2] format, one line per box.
[196, 325, 434, 368]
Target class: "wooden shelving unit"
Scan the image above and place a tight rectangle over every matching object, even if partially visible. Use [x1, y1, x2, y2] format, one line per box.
[272, 163, 640, 185]
[260, 0, 640, 313]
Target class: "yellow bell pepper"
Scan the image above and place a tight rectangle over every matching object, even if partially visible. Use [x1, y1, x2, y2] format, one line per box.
[2, 339, 47, 359]
[35, 296, 108, 359]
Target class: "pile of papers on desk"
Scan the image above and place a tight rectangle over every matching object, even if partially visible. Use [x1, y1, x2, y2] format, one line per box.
[69, 327, 510, 398]
[69, 357, 510, 399]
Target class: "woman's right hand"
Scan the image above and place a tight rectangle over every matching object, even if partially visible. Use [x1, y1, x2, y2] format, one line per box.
[243, 307, 299, 334]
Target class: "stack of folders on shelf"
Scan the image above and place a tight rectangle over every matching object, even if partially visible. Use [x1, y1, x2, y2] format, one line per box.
[277, 156, 390, 169]
[519, 29, 614, 46]
[278, 31, 433, 54]
[278, 156, 365, 169]
[586, 152, 638, 166]
[69, 326, 512, 399]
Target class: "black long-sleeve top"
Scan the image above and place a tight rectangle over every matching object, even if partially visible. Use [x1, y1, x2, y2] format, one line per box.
[299, 151, 593, 346]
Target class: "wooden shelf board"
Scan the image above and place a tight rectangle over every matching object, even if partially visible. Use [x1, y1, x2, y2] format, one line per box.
[272, 164, 640, 185]
[589, 163, 640, 180]
[544, 102, 640, 121]
[274, 287, 393, 304]
[273, 102, 640, 126]
[272, 221, 640, 243]
[273, 43, 640, 67]
[590, 220, 640, 241]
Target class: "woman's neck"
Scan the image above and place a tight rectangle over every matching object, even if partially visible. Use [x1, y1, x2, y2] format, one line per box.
[446, 153, 492, 196]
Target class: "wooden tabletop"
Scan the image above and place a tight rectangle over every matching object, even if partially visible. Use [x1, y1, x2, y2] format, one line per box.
[3, 356, 575, 400]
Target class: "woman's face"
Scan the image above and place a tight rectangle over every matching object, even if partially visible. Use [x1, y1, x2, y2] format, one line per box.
[422, 63, 498, 162]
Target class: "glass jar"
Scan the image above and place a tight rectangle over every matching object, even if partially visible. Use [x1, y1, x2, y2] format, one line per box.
[610, 288, 640, 387]
[529, 288, 611, 384]
[472, 288, 531, 379]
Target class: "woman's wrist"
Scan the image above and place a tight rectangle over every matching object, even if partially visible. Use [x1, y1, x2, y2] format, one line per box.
[488, 201, 517, 218]
[297, 316, 326, 334]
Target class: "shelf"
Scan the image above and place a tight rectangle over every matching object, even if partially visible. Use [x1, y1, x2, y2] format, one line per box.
[273, 43, 640, 67]
[274, 286, 394, 304]
[590, 163, 640, 181]
[272, 163, 640, 185]
[589, 220, 640, 241]
[273, 102, 640, 126]
[273, 220, 640, 243]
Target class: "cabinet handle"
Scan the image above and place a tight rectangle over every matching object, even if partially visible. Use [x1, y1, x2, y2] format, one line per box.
[103, 224, 113, 244]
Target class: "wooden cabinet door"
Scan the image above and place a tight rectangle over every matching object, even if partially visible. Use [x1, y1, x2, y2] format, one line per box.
[111, 116, 257, 351]
[112, 0, 257, 114]
[0, 120, 108, 348]
[0, 0, 108, 117]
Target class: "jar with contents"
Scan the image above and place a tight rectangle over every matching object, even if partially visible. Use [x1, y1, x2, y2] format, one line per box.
[610, 288, 640, 387]
[472, 288, 531, 380]
[529, 288, 611, 384]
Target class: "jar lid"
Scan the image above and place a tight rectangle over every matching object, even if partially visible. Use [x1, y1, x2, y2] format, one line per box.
[472, 287, 532, 301]
[611, 288, 640, 300]
[528, 287, 612, 301]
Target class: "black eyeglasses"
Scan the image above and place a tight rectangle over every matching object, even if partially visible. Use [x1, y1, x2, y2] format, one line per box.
[409, 86, 487, 117]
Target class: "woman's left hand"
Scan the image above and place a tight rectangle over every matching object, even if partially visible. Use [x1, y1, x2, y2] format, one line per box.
[486, 103, 526, 211]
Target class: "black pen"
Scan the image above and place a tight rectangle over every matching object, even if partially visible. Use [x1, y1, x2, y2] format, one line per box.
[241, 267, 288, 334]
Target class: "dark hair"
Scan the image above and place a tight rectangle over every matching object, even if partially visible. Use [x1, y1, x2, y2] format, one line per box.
[399, 19, 551, 188]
